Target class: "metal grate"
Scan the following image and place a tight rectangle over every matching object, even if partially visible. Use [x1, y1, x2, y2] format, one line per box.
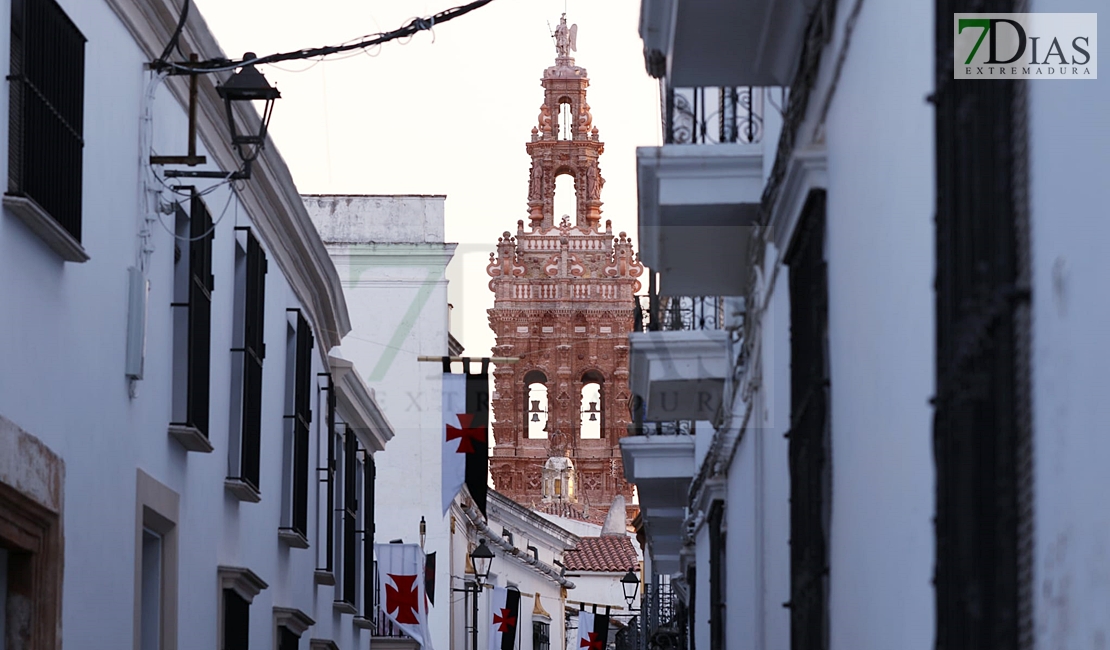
[665, 86, 762, 145]
[289, 311, 314, 537]
[634, 295, 725, 333]
[533, 621, 551, 650]
[785, 191, 829, 650]
[317, 373, 337, 574]
[933, 0, 1032, 647]
[363, 454, 376, 617]
[7, 0, 85, 239]
[340, 427, 358, 606]
[236, 231, 267, 491]
[181, 192, 214, 436]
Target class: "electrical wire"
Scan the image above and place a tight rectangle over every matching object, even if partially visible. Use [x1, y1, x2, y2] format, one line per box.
[156, 0, 190, 66]
[152, 0, 495, 75]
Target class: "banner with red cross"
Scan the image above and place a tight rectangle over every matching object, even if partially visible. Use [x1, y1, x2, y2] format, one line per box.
[576, 610, 609, 650]
[487, 586, 521, 650]
[376, 543, 434, 649]
[441, 359, 490, 515]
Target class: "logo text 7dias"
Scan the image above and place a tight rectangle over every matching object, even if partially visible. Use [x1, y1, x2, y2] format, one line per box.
[955, 13, 1097, 79]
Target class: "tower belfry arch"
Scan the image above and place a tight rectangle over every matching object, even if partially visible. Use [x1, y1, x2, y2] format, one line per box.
[487, 16, 643, 515]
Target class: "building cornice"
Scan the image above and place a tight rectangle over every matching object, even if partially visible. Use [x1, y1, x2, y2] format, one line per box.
[329, 356, 394, 453]
[105, 0, 350, 352]
[461, 500, 576, 589]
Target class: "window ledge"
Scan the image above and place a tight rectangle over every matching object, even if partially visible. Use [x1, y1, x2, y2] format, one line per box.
[3, 194, 89, 262]
[314, 570, 336, 586]
[225, 478, 261, 503]
[333, 601, 357, 615]
[278, 528, 310, 549]
[353, 617, 374, 630]
[168, 424, 213, 453]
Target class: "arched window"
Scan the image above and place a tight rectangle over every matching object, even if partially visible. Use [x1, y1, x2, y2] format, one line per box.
[579, 370, 604, 439]
[558, 99, 573, 140]
[524, 370, 549, 439]
[553, 173, 577, 225]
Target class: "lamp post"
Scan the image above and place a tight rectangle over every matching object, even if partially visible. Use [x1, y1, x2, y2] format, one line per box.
[470, 540, 495, 650]
[162, 53, 280, 180]
[621, 568, 641, 610]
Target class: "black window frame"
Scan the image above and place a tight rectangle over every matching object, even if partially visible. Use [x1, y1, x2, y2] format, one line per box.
[229, 227, 267, 491]
[362, 451, 376, 618]
[784, 190, 830, 650]
[222, 588, 250, 650]
[276, 625, 299, 650]
[282, 310, 314, 541]
[533, 621, 551, 650]
[170, 191, 215, 438]
[708, 501, 726, 650]
[316, 373, 337, 577]
[933, 0, 1033, 647]
[338, 425, 358, 608]
[7, 0, 86, 240]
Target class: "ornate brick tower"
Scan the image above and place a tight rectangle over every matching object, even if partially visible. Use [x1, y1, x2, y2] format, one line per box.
[486, 16, 643, 514]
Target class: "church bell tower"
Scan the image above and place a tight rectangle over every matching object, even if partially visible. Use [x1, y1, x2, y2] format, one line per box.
[486, 16, 643, 514]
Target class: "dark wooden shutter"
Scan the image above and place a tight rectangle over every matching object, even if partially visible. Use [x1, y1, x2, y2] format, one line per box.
[318, 373, 337, 574]
[785, 190, 829, 650]
[8, 0, 85, 238]
[222, 589, 249, 650]
[341, 428, 358, 605]
[933, 1, 1032, 648]
[363, 453, 376, 616]
[186, 193, 214, 436]
[708, 502, 726, 650]
[240, 232, 266, 490]
[291, 313, 314, 537]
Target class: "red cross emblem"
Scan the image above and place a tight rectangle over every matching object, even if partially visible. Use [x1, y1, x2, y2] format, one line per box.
[385, 574, 420, 625]
[446, 413, 486, 454]
[580, 632, 603, 650]
[493, 607, 517, 633]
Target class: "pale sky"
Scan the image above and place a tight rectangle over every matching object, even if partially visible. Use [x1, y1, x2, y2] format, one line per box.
[192, 0, 661, 359]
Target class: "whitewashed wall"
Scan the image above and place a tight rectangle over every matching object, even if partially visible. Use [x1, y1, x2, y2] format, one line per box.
[307, 194, 457, 647]
[0, 2, 363, 649]
[1028, 2, 1110, 648]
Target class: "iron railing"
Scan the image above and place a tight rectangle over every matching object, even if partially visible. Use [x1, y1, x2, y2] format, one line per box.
[634, 295, 725, 333]
[665, 85, 762, 145]
[368, 561, 412, 639]
[639, 576, 687, 650]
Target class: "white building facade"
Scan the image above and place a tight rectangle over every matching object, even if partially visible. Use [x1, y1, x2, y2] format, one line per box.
[623, 1, 1109, 650]
[305, 194, 457, 649]
[0, 1, 394, 649]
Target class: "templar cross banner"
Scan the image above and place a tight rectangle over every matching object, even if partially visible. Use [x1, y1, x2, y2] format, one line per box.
[576, 610, 609, 650]
[487, 586, 521, 650]
[441, 359, 490, 515]
[375, 543, 434, 649]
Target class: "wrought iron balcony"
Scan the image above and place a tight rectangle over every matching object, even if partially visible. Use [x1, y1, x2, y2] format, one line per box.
[637, 576, 688, 650]
[665, 85, 763, 145]
[634, 294, 725, 333]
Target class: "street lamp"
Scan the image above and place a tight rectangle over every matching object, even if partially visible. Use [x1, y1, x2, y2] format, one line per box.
[471, 539, 495, 586]
[465, 539, 496, 650]
[216, 53, 280, 167]
[621, 568, 640, 609]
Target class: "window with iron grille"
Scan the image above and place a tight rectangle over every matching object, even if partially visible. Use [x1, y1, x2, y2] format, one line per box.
[276, 626, 298, 650]
[533, 621, 550, 650]
[170, 192, 214, 447]
[933, 0, 1032, 647]
[337, 426, 358, 608]
[228, 228, 267, 493]
[362, 452, 376, 617]
[6, 0, 85, 244]
[222, 589, 249, 650]
[784, 190, 829, 650]
[316, 373, 337, 580]
[281, 310, 314, 543]
[708, 501, 726, 650]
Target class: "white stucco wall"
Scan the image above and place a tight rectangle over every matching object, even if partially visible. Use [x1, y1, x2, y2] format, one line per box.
[0, 2, 370, 649]
[819, 1, 936, 649]
[306, 195, 457, 647]
[1028, 2, 1110, 647]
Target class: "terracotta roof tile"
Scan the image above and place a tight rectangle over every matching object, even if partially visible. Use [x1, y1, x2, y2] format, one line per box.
[563, 536, 638, 573]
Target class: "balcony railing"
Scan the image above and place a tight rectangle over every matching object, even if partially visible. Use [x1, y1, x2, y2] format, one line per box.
[638, 576, 688, 650]
[664, 85, 763, 145]
[634, 295, 725, 333]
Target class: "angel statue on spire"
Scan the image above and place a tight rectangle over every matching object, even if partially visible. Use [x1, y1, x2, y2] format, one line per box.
[554, 14, 577, 58]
